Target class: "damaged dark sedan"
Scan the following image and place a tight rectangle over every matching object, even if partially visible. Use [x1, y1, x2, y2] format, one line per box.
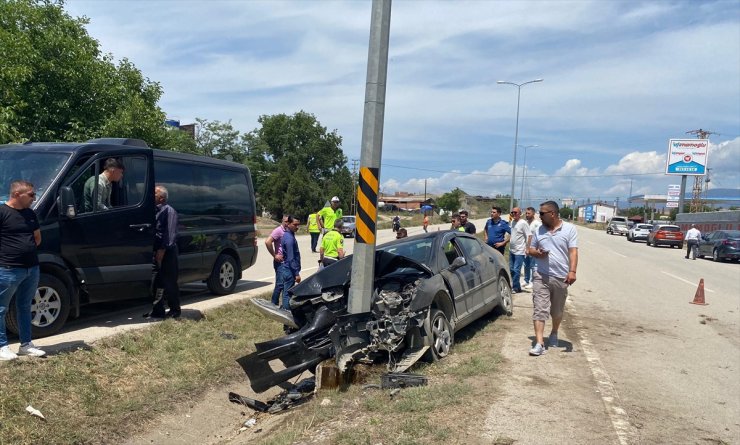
[242, 230, 513, 393]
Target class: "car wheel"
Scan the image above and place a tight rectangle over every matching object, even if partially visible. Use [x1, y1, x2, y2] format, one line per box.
[6, 273, 71, 338]
[423, 309, 453, 362]
[712, 249, 721, 262]
[646, 239, 651, 246]
[207, 253, 239, 295]
[494, 275, 513, 316]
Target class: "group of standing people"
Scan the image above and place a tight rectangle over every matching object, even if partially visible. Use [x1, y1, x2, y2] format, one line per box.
[481, 201, 578, 357]
[266, 197, 346, 315]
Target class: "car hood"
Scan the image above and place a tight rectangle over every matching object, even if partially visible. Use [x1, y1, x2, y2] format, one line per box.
[290, 250, 433, 299]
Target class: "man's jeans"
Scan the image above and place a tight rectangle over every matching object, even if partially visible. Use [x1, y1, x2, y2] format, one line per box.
[271, 260, 283, 306]
[276, 265, 296, 310]
[686, 240, 699, 259]
[0, 265, 40, 347]
[509, 253, 525, 291]
[523, 255, 535, 284]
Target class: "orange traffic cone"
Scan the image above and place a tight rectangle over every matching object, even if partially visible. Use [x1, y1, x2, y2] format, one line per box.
[690, 278, 708, 305]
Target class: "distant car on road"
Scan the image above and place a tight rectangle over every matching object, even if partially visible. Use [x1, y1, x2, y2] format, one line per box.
[627, 223, 653, 242]
[646, 224, 683, 248]
[697, 230, 740, 262]
[339, 215, 356, 238]
[606, 216, 629, 236]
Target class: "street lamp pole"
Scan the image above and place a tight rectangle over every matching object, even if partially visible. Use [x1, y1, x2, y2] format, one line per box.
[497, 79, 543, 211]
[518, 144, 538, 207]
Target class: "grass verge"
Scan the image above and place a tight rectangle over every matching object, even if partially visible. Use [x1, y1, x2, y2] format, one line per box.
[0, 298, 282, 445]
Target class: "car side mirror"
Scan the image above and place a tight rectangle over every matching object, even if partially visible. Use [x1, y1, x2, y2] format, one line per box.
[58, 186, 76, 218]
[450, 256, 466, 270]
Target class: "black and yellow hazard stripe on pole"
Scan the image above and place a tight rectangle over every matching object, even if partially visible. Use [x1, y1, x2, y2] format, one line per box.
[355, 166, 379, 244]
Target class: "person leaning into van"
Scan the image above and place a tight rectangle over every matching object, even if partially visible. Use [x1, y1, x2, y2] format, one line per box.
[145, 185, 181, 319]
[319, 220, 345, 268]
[83, 157, 124, 212]
[0, 180, 46, 360]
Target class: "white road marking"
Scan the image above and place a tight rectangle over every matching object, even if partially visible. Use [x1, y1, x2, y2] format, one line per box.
[568, 302, 637, 445]
[661, 271, 715, 293]
[609, 250, 627, 258]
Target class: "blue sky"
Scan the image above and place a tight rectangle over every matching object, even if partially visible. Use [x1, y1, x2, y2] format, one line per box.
[65, 0, 740, 208]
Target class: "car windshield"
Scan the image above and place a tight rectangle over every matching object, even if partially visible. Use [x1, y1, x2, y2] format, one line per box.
[380, 239, 433, 265]
[0, 150, 70, 206]
[342, 216, 355, 223]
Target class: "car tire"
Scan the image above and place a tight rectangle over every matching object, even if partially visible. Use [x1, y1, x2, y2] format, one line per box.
[6, 273, 71, 338]
[646, 239, 651, 246]
[712, 249, 721, 262]
[422, 308, 453, 362]
[494, 275, 513, 316]
[207, 253, 239, 295]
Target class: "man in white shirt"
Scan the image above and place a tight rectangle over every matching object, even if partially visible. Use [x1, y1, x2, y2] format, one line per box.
[508, 207, 530, 293]
[685, 224, 701, 260]
[523, 207, 542, 290]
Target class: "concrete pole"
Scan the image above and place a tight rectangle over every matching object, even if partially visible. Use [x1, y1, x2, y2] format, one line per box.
[678, 175, 687, 214]
[348, 0, 392, 315]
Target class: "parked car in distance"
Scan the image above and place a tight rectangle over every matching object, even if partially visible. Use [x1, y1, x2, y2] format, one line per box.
[245, 230, 513, 393]
[339, 215, 356, 238]
[646, 224, 684, 248]
[627, 223, 653, 242]
[607, 216, 630, 236]
[697, 230, 740, 262]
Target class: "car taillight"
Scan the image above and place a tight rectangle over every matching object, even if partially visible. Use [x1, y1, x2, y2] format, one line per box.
[722, 240, 737, 247]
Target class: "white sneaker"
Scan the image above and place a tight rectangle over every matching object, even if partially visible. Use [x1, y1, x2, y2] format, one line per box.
[0, 345, 18, 361]
[18, 342, 46, 357]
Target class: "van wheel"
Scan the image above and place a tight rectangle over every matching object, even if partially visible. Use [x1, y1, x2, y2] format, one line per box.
[6, 273, 71, 338]
[208, 254, 238, 295]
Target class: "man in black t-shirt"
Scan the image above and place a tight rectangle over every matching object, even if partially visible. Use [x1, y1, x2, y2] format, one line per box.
[459, 209, 476, 234]
[0, 180, 46, 360]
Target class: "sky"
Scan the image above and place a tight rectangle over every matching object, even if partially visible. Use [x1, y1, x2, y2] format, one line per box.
[64, 0, 740, 208]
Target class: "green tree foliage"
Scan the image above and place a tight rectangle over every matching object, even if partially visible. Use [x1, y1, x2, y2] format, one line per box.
[436, 188, 463, 213]
[559, 206, 574, 220]
[245, 111, 352, 219]
[0, 0, 189, 151]
[195, 118, 248, 163]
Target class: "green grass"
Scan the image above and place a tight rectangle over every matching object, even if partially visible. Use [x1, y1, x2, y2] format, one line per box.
[0, 298, 282, 445]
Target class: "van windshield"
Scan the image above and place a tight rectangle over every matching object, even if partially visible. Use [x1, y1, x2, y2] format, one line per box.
[0, 150, 70, 206]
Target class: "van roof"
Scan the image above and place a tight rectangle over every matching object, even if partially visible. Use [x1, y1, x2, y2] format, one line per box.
[1, 141, 249, 170]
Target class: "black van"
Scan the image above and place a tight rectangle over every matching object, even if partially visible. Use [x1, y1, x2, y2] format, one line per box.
[0, 138, 258, 336]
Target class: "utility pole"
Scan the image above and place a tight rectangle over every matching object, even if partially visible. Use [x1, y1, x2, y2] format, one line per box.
[685, 128, 717, 213]
[348, 0, 391, 316]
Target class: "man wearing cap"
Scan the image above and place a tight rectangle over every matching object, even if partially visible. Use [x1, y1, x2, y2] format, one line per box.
[685, 224, 701, 260]
[318, 197, 343, 236]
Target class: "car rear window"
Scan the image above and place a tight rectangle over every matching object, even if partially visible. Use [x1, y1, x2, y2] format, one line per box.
[659, 226, 680, 232]
[637, 224, 652, 229]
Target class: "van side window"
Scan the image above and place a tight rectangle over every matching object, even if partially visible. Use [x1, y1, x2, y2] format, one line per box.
[198, 167, 251, 216]
[152, 160, 197, 217]
[70, 155, 147, 214]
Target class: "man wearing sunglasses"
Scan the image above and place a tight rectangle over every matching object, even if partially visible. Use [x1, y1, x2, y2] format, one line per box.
[527, 201, 578, 356]
[1, 180, 46, 360]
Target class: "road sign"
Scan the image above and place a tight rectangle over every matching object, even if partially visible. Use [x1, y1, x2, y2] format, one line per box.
[666, 201, 679, 208]
[667, 184, 680, 202]
[665, 139, 709, 175]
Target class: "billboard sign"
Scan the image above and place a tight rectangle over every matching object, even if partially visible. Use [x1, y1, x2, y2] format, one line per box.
[665, 139, 709, 175]
[584, 204, 595, 222]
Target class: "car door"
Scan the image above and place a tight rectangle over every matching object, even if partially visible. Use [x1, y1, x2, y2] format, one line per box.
[59, 151, 155, 301]
[437, 234, 478, 321]
[455, 236, 494, 314]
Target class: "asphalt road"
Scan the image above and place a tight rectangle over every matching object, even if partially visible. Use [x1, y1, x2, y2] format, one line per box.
[485, 225, 740, 444]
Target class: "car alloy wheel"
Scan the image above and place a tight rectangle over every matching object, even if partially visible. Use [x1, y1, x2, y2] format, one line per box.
[713, 249, 721, 262]
[424, 309, 452, 362]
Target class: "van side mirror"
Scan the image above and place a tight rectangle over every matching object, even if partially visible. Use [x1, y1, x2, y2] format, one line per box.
[450, 256, 467, 270]
[58, 186, 76, 218]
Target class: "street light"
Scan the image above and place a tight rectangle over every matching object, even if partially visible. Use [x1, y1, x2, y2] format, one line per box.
[497, 78, 543, 211]
[518, 144, 539, 207]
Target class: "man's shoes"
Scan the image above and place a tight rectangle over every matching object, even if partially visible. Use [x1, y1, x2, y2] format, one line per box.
[512, 288, 522, 294]
[143, 311, 166, 320]
[548, 332, 559, 348]
[529, 343, 546, 356]
[524, 282, 533, 290]
[0, 345, 18, 361]
[18, 342, 46, 357]
[166, 310, 182, 319]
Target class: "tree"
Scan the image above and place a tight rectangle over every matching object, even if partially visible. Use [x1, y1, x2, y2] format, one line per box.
[245, 111, 352, 219]
[194, 118, 248, 162]
[559, 206, 574, 220]
[0, 0, 187, 151]
[436, 188, 463, 213]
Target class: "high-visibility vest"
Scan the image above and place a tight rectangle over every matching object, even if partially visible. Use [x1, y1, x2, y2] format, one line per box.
[308, 213, 320, 233]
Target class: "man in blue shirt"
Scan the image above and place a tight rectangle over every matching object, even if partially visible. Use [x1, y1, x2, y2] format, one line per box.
[484, 206, 511, 255]
[277, 216, 302, 310]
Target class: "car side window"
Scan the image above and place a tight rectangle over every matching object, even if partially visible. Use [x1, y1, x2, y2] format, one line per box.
[456, 237, 483, 258]
[441, 237, 462, 267]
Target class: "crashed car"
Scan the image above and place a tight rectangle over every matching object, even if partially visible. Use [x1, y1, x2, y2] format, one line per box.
[241, 231, 513, 393]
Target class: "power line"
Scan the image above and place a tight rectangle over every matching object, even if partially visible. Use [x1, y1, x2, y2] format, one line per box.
[381, 163, 664, 178]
